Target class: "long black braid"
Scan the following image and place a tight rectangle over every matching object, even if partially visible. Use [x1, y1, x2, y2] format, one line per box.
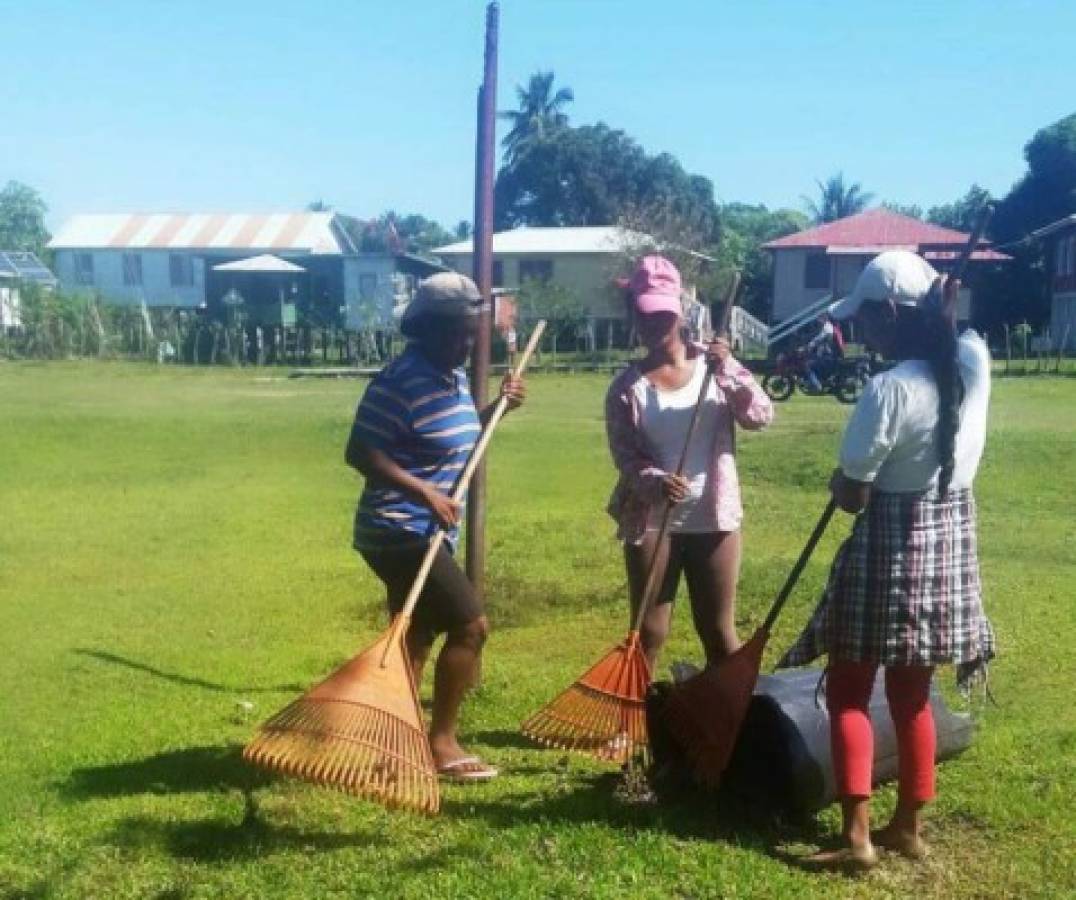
[893, 305, 965, 496]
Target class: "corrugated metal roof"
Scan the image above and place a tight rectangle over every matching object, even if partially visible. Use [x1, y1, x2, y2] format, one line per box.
[435, 226, 643, 256]
[763, 208, 989, 251]
[48, 212, 353, 254]
[1031, 214, 1076, 240]
[0, 251, 58, 285]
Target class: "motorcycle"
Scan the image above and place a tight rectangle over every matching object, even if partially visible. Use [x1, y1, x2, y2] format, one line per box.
[762, 349, 870, 404]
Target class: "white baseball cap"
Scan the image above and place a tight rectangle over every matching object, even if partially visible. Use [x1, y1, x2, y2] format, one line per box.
[829, 251, 941, 320]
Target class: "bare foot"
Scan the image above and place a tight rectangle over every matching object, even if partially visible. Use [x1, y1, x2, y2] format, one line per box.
[872, 826, 929, 860]
[800, 841, 879, 872]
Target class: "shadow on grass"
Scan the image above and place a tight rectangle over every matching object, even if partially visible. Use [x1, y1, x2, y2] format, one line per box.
[66, 744, 383, 862]
[106, 812, 382, 863]
[63, 745, 270, 799]
[74, 648, 306, 694]
[443, 770, 827, 856]
[466, 729, 536, 751]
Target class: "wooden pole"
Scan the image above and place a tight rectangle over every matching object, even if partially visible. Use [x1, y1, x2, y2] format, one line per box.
[466, 2, 498, 602]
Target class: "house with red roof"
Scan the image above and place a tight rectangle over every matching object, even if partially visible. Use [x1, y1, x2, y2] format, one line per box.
[762, 207, 1009, 325]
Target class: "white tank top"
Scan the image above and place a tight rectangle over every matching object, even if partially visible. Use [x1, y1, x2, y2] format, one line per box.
[639, 357, 721, 533]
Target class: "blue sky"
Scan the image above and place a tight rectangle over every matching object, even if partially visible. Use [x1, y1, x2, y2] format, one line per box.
[3, 0, 1073, 232]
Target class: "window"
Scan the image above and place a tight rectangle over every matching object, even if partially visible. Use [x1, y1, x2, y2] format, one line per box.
[74, 252, 95, 286]
[519, 258, 554, 284]
[169, 253, 194, 287]
[122, 253, 143, 286]
[359, 273, 378, 299]
[492, 259, 504, 288]
[804, 253, 830, 290]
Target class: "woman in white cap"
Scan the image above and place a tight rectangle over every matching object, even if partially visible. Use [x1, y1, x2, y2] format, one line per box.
[780, 250, 995, 869]
[345, 272, 524, 782]
[606, 255, 773, 674]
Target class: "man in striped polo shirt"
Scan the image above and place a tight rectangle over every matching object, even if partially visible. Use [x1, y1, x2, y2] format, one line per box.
[345, 272, 525, 782]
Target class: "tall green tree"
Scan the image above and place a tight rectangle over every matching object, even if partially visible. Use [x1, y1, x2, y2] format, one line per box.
[495, 124, 720, 245]
[498, 71, 574, 163]
[716, 204, 809, 321]
[993, 113, 1076, 243]
[338, 211, 454, 255]
[516, 280, 587, 358]
[883, 202, 924, 220]
[927, 185, 993, 232]
[0, 181, 50, 257]
[803, 173, 874, 223]
[974, 113, 1076, 331]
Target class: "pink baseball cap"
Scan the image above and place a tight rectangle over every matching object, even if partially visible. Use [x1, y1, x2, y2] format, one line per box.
[622, 255, 683, 315]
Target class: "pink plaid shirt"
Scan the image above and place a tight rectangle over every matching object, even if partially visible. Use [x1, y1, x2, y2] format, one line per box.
[604, 350, 773, 543]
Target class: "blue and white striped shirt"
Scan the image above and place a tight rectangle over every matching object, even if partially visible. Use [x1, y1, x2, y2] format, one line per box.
[350, 344, 481, 551]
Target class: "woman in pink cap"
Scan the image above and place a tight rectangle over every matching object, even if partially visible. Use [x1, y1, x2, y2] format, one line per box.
[605, 255, 773, 673]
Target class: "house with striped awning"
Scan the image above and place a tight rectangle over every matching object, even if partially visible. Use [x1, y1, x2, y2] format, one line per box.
[48, 212, 444, 328]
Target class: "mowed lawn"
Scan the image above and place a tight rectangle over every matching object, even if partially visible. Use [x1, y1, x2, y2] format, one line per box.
[0, 361, 1073, 899]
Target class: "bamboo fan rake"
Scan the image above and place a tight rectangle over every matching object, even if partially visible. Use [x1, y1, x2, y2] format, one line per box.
[244, 321, 547, 814]
[521, 276, 741, 764]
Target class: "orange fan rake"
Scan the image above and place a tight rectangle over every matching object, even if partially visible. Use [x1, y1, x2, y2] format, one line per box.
[521, 631, 654, 764]
[244, 321, 546, 814]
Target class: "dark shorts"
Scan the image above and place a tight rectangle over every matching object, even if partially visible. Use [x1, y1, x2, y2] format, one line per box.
[627, 531, 737, 607]
[360, 541, 482, 641]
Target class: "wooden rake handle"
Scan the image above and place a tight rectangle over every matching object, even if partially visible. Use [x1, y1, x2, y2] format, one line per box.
[630, 274, 741, 634]
[393, 320, 547, 626]
[942, 204, 993, 327]
[716, 272, 742, 339]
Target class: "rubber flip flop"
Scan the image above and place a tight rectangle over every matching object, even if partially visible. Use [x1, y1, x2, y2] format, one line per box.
[436, 756, 499, 782]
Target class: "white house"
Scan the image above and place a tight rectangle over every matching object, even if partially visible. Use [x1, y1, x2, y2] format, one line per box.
[1032, 214, 1076, 350]
[435, 226, 639, 343]
[763, 208, 1010, 326]
[0, 251, 58, 327]
[434, 225, 774, 350]
[48, 212, 440, 328]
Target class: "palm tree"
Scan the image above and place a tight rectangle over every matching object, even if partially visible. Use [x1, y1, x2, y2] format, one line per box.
[499, 71, 574, 162]
[803, 173, 874, 223]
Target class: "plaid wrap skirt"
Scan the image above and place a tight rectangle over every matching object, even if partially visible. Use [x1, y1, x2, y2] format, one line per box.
[779, 488, 995, 685]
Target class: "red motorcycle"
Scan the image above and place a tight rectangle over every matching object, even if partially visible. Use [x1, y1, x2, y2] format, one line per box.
[762, 348, 869, 404]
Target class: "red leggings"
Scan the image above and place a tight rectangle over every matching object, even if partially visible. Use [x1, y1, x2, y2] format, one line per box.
[826, 660, 936, 803]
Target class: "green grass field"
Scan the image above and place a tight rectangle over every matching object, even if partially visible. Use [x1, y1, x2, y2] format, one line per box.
[1, 362, 1073, 899]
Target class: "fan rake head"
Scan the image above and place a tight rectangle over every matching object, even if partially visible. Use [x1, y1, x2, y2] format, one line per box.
[244, 630, 439, 814]
[521, 635, 652, 764]
[658, 629, 766, 787]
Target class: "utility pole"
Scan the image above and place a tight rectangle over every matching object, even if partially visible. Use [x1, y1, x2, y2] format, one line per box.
[466, 2, 499, 601]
